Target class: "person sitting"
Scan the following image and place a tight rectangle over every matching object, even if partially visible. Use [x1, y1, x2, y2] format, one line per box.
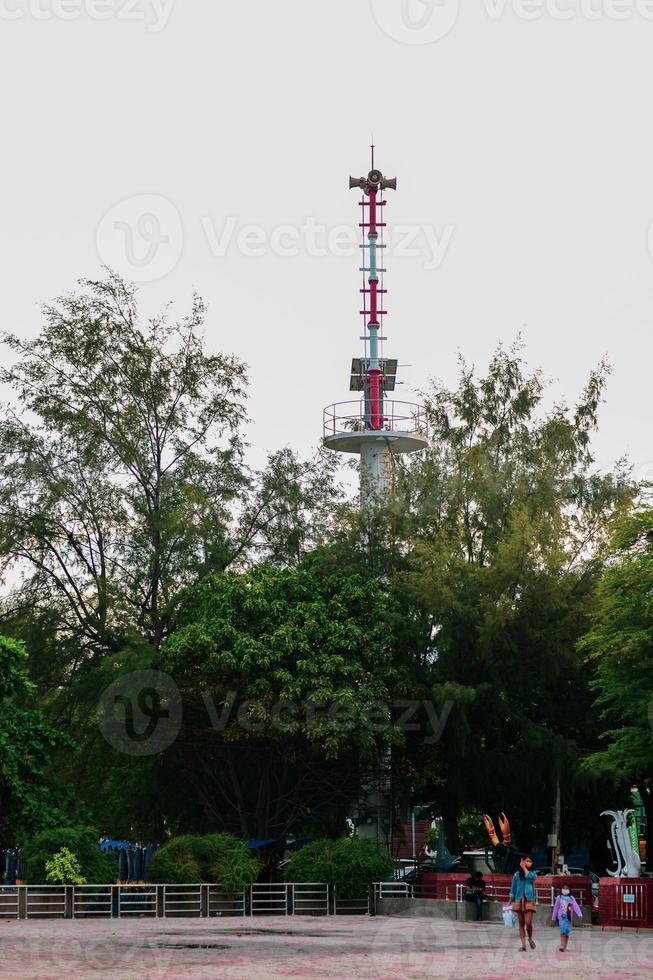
[464, 871, 487, 921]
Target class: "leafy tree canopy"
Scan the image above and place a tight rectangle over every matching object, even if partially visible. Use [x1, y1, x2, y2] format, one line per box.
[159, 562, 411, 840]
[44, 847, 87, 885]
[320, 343, 634, 852]
[0, 635, 75, 844]
[0, 275, 341, 841]
[0, 273, 339, 659]
[21, 825, 114, 883]
[400, 346, 633, 850]
[580, 508, 653, 867]
[148, 833, 259, 890]
[285, 837, 394, 899]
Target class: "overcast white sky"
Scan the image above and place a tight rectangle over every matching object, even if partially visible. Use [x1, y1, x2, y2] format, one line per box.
[1, 1, 652, 483]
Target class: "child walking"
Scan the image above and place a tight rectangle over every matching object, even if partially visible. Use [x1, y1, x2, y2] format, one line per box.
[551, 885, 582, 952]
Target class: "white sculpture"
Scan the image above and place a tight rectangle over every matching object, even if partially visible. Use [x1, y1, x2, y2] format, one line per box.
[601, 809, 642, 878]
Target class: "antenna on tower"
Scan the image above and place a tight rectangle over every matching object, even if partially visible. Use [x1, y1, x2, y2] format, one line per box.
[324, 153, 427, 504]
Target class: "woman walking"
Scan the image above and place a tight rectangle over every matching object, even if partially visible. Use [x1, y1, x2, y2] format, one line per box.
[509, 855, 537, 951]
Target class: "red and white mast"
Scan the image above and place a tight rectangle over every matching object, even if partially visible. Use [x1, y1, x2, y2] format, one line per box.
[323, 151, 427, 502]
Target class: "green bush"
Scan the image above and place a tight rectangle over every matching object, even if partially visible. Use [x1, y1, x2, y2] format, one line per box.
[148, 835, 202, 883]
[44, 847, 87, 885]
[285, 837, 394, 900]
[148, 833, 259, 891]
[458, 809, 486, 849]
[22, 826, 113, 883]
[425, 827, 439, 851]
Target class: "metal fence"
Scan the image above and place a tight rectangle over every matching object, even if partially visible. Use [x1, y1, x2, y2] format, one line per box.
[373, 879, 558, 908]
[26, 886, 67, 918]
[454, 882, 557, 906]
[0, 887, 20, 919]
[163, 884, 202, 918]
[0, 883, 373, 919]
[333, 894, 370, 915]
[117, 884, 158, 918]
[374, 881, 413, 901]
[291, 883, 329, 916]
[250, 882, 289, 915]
[599, 878, 652, 929]
[208, 885, 247, 917]
[73, 885, 113, 918]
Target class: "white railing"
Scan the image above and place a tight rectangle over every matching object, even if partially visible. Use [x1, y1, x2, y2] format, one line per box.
[454, 882, 555, 906]
[291, 883, 329, 916]
[250, 882, 289, 915]
[26, 886, 67, 918]
[208, 885, 246, 917]
[375, 881, 414, 901]
[163, 884, 202, 917]
[323, 400, 428, 440]
[0, 878, 597, 922]
[73, 885, 113, 918]
[334, 890, 370, 915]
[2, 882, 376, 919]
[117, 884, 157, 917]
[0, 887, 20, 919]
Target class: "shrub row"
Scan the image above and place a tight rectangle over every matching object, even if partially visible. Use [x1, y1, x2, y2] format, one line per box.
[15, 826, 392, 895]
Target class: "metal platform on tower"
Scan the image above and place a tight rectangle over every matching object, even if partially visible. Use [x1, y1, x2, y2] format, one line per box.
[323, 399, 427, 454]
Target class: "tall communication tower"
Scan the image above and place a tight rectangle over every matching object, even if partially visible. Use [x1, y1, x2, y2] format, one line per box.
[323, 152, 427, 499]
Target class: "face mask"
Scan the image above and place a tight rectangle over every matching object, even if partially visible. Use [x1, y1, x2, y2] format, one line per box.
[562, 889, 570, 896]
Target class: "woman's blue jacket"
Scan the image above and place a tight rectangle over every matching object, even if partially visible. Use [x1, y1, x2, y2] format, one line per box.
[509, 870, 537, 902]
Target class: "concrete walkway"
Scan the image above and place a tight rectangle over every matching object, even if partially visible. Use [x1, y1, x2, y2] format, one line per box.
[1, 915, 652, 978]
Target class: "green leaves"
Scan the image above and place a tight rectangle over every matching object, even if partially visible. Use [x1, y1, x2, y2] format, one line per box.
[0, 635, 75, 843]
[21, 826, 114, 884]
[382, 343, 632, 848]
[154, 563, 408, 838]
[285, 837, 393, 900]
[0, 273, 249, 652]
[581, 509, 653, 779]
[44, 847, 87, 886]
[163, 563, 404, 752]
[0, 275, 342, 675]
[148, 833, 259, 889]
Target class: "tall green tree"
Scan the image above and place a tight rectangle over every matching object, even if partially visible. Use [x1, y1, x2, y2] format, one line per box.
[157, 562, 411, 840]
[395, 345, 633, 851]
[580, 508, 653, 870]
[0, 273, 248, 652]
[316, 344, 632, 852]
[234, 446, 341, 568]
[0, 635, 74, 843]
[0, 274, 342, 835]
[0, 275, 341, 654]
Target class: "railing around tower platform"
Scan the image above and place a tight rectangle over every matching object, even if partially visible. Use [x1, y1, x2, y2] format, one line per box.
[323, 400, 428, 441]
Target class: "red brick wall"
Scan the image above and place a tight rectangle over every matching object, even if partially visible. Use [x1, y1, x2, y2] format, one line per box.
[598, 877, 653, 928]
[418, 872, 594, 907]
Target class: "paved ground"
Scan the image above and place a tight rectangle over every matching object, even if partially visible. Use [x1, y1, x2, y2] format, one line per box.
[1, 915, 653, 979]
